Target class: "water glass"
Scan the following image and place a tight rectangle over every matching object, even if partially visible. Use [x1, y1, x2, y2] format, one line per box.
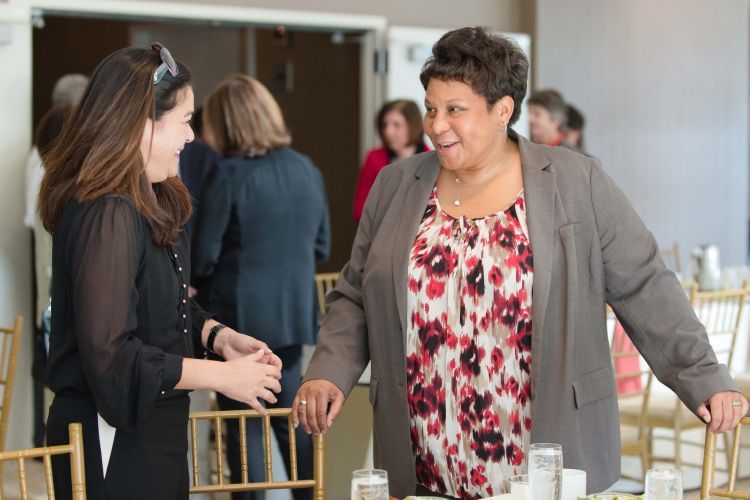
[529, 443, 563, 500]
[351, 469, 389, 500]
[645, 468, 682, 500]
[508, 474, 531, 499]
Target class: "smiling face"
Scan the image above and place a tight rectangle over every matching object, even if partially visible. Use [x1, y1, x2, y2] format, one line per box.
[141, 86, 195, 183]
[423, 78, 512, 173]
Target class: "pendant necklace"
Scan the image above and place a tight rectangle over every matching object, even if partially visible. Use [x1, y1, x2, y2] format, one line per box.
[453, 173, 463, 206]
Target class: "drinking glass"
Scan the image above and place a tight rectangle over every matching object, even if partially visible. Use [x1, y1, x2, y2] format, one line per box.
[508, 474, 531, 500]
[351, 469, 389, 500]
[529, 443, 563, 500]
[645, 468, 682, 500]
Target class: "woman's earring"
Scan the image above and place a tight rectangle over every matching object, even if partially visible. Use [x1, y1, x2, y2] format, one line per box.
[499, 122, 507, 134]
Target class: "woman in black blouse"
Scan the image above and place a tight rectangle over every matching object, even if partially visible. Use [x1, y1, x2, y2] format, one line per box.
[38, 44, 282, 499]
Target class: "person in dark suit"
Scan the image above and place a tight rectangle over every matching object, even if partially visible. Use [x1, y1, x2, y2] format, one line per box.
[192, 74, 331, 500]
[179, 108, 221, 237]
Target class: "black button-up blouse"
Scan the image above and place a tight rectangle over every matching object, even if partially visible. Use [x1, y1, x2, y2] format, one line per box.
[47, 196, 212, 431]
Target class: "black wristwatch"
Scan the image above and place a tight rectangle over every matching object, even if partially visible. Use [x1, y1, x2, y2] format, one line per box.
[207, 323, 227, 354]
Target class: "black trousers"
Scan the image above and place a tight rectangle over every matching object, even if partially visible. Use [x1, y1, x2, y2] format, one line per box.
[216, 344, 313, 500]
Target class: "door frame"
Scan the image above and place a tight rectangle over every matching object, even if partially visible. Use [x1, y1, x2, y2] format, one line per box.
[9, 0, 387, 156]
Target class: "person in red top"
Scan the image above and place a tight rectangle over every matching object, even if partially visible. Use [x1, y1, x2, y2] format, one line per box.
[352, 99, 430, 223]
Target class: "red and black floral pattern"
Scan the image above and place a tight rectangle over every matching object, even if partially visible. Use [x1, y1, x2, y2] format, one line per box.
[406, 188, 534, 499]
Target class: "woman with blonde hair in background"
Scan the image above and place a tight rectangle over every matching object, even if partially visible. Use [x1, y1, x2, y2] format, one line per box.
[193, 74, 330, 500]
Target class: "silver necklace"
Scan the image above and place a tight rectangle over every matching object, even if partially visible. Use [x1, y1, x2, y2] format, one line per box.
[452, 173, 463, 206]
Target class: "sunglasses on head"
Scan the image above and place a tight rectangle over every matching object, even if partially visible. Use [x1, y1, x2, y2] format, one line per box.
[151, 42, 178, 86]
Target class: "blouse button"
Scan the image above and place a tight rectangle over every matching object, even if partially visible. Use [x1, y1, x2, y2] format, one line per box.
[183, 284, 187, 288]
[178, 267, 183, 272]
[174, 253, 178, 258]
[182, 299, 186, 304]
[182, 314, 186, 319]
[184, 329, 188, 333]
[161, 390, 165, 395]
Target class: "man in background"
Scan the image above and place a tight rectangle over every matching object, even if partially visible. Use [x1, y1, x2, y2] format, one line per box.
[527, 89, 568, 147]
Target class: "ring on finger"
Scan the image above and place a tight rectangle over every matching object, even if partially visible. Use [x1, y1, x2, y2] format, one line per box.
[733, 400, 743, 407]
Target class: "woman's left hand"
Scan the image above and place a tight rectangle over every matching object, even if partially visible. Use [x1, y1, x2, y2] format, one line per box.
[697, 391, 749, 433]
[214, 328, 282, 369]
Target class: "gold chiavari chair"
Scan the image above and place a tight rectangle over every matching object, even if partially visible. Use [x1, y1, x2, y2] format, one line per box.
[622, 284, 748, 470]
[188, 408, 325, 498]
[700, 416, 750, 499]
[314, 273, 339, 319]
[0, 422, 85, 499]
[0, 317, 23, 454]
[611, 330, 653, 479]
[660, 242, 682, 275]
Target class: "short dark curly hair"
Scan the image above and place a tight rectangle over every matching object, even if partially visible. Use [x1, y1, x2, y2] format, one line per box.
[419, 26, 529, 126]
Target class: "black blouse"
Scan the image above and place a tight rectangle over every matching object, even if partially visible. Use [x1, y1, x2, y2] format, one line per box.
[47, 196, 212, 431]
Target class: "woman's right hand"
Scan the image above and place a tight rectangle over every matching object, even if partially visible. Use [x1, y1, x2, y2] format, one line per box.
[219, 350, 282, 414]
[291, 379, 345, 434]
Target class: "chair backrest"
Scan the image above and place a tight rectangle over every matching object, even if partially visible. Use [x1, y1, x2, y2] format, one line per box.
[0, 422, 86, 499]
[701, 416, 750, 499]
[689, 284, 748, 372]
[660, 242, 682, 275]
[188, 408, 325, 498]
[314, 273, 339, 318]
[0, 316, 23, 452]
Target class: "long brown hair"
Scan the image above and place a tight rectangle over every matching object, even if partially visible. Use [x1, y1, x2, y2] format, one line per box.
[38, 45, 192, 246]
[203, 74, 291, 157]
[376, 99, 424, 148]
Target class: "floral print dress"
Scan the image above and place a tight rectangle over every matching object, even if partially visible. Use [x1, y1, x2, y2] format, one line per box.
[406, 187, 534, 499]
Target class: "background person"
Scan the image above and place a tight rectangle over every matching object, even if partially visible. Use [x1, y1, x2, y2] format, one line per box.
[352, 99, 430, 223]
[193, 74, 331, 500]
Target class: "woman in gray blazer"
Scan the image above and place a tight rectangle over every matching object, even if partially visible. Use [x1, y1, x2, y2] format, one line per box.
[293, 27, 747, 498]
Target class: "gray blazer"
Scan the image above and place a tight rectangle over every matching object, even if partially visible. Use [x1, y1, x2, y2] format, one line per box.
[304, 133, 737, 496]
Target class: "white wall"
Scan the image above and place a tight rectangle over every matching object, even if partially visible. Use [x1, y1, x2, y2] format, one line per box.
[536, 0, 749, 267]
[0, 3, 34, 451]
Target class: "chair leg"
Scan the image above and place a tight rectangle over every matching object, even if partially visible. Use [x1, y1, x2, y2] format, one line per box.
[701, 429, 716, 500]
[647, 427, 655, 468]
